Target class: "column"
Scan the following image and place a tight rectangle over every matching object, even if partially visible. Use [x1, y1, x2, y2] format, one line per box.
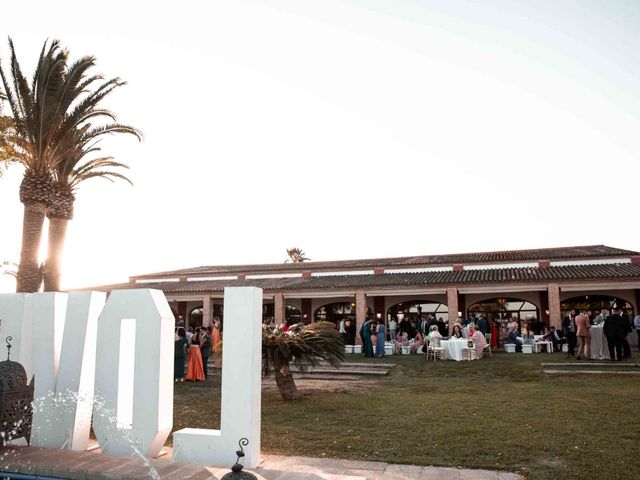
[373, 296, 386, 322]
[177, 301, 187, 326]
[274, 292, 285, 325]
[548, 284, 561, 329]
[540, 290, 550, 325]
[202, 295, 213, 328]
[457, 292, 466, 320]
[355, 289, 367, 345]
[447, 288, 459, 323]
[301, 298, 312, 324]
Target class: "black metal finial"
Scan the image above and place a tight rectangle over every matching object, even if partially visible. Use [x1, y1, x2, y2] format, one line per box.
[6, 336, 13, 361]
[221, 438, 257, 479]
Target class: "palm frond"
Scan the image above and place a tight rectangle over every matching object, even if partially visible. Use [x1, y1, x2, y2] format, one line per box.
[262, 321, 344, 375]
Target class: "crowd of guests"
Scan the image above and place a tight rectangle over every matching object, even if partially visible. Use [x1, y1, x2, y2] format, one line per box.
[339, 306, 639, 361]
[561, 308, 638, 361]
[342, 312, 493, 358]
[174, 318, 222, 382]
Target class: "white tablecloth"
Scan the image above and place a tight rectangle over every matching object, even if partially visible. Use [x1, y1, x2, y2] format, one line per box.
[590, 326, 610, 360]
[441, 338, 471, 361]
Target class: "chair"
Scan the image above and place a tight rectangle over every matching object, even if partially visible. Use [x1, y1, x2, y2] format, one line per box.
[461, 340, 477, 361]
[427, 339, 445, 362]
[482, 342, 492, 358]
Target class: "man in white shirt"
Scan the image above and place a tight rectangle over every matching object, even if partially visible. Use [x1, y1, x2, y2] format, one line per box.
[388, 318, 398, 341]
[339, 319, 347, 335]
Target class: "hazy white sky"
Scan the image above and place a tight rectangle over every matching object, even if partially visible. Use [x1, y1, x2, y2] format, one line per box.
[1, 0, 639, 291]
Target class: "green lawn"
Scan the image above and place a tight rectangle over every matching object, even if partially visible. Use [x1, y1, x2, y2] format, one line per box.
[173, 351, 640, 480]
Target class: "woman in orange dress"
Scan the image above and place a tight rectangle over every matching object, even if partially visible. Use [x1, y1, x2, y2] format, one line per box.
[211, 318, 222, 353]
[186, 328, 206, 381]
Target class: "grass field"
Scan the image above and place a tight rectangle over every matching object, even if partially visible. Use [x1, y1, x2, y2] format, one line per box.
[173, 350, 640, 480]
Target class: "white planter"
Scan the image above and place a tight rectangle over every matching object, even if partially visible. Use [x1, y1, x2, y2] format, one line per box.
[384, 345, 394, 355]
[353, 345, 362, 354]
[522, 344, 533, 354]
[401, 346, 411, 355]
[345, 345, 354, 354]
[504, 344, 516, 353]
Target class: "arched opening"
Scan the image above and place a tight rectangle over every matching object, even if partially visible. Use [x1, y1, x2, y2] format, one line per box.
[468, 297, 540, 335]
[188, 304, 223, 330]
[561, 295, 634, 319]
[189, 306, 203, 329]
[286, 304, 302, 324]
[314, 302, 371, 326]
[387, 300, 449, 323]
[262, 304, 302, 324]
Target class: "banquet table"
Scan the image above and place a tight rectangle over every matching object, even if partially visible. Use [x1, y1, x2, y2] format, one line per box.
[590, 326, 610, 360]
[441, 338, 472, 361]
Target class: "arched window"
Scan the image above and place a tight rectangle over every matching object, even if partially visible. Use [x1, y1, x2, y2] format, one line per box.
[387, 300, 449, 323]
[561, 295, 634, 319]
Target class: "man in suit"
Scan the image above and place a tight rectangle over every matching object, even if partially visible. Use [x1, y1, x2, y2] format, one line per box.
[562, 309, 577, 358]
[546, 326, 566, 353]
[200, 327, 212, 379]
[620, 311, 632, 358]
[420, 314, 429, 335]
[604, 308, 625, 361]
[477, 314, 489, 335]
[575, 309, 590, 360]
[437, 317, 448, 337]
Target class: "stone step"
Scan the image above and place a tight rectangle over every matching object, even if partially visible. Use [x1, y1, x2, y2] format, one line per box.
[541, 362, 640, 368]
[320, 360, 397, 369]
[289, 367, 389, 376]
[544, 369, 640, 375]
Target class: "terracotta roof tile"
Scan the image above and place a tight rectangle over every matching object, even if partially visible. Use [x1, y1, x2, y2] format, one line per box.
[133, 245, 639, 279]
[92, 263, 640, 294]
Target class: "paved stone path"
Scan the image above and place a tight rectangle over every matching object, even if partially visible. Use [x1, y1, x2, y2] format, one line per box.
[209, 454, 523, 480]
[0, 446, 523, 480]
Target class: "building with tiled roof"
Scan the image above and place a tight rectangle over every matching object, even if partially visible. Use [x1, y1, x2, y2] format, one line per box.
[93, 245, 640, 341]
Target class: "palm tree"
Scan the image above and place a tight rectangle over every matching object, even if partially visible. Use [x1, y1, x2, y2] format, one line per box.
[1, 38, 139, 292]
[285, 247, 310, 263]
[262, 321, 344, 400]
[43, 114, 141, 292]
[0, 39, 69, 291]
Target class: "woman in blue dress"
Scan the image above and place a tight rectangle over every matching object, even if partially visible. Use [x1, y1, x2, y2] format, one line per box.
[363, 319, 374, 357]
[376, 321, 386, 357]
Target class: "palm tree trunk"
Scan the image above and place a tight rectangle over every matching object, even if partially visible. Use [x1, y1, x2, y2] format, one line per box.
[16, 204, 45, 292]
[274, 362, 300, 401]
[43, 217, 68, 292]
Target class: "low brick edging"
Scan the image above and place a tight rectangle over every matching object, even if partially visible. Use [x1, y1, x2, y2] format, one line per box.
[0, 446, 216, 480]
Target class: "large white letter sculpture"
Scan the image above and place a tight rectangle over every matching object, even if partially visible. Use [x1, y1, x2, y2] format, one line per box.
[0, 292, 105, 449]
[93, 289, 174, 458]
[32, 292, 106, 449]
[173, 286, 262, 467]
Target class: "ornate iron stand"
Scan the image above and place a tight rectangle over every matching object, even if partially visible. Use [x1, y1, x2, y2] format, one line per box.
[221, 438, 258, 480]
[0, 336, 35, 446]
